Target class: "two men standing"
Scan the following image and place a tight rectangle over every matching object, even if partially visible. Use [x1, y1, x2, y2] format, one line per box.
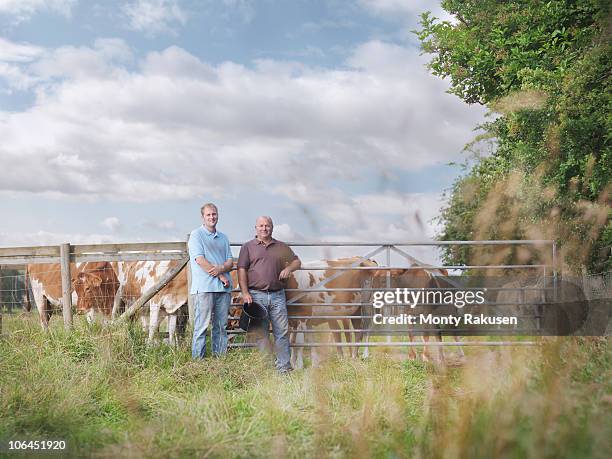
[188, 208, 300, 371]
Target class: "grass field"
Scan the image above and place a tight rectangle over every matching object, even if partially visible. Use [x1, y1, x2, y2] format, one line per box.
[0, 313, 610, 458]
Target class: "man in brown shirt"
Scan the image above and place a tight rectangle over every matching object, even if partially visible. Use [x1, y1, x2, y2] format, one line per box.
[238, 216, 301, 372]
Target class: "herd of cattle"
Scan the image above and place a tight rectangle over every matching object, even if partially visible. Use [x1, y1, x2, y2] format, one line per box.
[27, 260, 191, 345]
[24, 257, 462, 366]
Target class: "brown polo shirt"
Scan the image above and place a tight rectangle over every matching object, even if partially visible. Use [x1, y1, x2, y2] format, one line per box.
[237, 237, 298, 291]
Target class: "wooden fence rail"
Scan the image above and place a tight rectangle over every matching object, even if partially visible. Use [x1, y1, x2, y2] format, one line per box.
[0, 241, 191, 330]
[0, 242, 188, 265]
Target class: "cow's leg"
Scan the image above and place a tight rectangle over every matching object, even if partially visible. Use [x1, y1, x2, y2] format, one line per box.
[291, 320, 305, 370]
[176, 304, 189, 342]
[361, 321, 370, 359]
[148, 303, 160, 344]
[167, 312, 177, 346]
[407, 333, 418, 360]
[45, 297, 62, 329]
[39, 296, 50, 331]
[350, 317, 364, 358]
[32, 289, 48, 331]
[421, 335, 444, 364]
[310, 329, 324, 368]
[111, 284, 124, 319]
[140, 307, 150, 332]
[333, 319, 348, 358]
[454, 335, 465, 359]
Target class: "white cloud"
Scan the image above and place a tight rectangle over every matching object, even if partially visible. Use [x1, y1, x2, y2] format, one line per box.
[122, 0, 187, 35]
[0, 0, 76, 23]
[28, 38, 133, 81]
[0, 40, 485, 204]
[101, 216, 121, 231]
[0, 38, 45, 91]
[268, 189, 447, 264]
[272, 223, 303, 242]
[0, 37, 44, 62]
[0, 230, 120, 247]
[275, 185, 443, 239]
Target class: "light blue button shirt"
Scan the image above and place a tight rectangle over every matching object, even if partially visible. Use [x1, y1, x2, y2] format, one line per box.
[188, 226, 233, 293]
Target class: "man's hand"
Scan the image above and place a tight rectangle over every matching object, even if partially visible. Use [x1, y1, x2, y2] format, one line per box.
[238, 267, 251, 303]
[207, 265, 221, 277]
[219, 274, 230, 288]
[279, 258, 300, 280]
[278, 267, 292, 280]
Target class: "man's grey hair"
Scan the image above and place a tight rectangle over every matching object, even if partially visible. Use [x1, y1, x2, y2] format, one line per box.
[200, 203, 218, 215]
[256, 215, 273, 226]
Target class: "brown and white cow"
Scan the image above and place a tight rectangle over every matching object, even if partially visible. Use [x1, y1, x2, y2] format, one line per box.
[27, 262, 118, 330]
[285, 257, 380, 368]
[373, 265, 465, 364]
[112, 260, 189, 345]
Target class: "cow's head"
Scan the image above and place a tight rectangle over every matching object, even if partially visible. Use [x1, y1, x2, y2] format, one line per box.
[72, 271, 104, 315]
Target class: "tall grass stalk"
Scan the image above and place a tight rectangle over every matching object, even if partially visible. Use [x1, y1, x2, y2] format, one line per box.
[0, 314, 609, 458]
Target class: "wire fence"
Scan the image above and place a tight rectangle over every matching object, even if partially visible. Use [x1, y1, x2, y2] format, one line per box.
[2, 241, 608, 345]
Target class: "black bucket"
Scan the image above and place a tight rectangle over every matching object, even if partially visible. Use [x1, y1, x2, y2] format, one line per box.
[239, 301, 268, 332]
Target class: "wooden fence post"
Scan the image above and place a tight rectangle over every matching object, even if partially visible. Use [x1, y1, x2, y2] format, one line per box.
[59, 243, 73, 329]
[0, 265, 2, 336]
[186, 234, 194, 327]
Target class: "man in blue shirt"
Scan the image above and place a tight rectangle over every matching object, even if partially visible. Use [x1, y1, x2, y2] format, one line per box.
[188, 203, 234, 358]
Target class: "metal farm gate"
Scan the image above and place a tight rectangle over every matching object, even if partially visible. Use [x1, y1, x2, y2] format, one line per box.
[229, 240, 557, 349]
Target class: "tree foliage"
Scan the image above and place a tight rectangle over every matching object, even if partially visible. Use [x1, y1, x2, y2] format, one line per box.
[416, 0, 611, 272]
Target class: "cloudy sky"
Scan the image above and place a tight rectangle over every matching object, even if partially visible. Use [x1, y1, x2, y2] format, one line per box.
[0, 0, 487, 262]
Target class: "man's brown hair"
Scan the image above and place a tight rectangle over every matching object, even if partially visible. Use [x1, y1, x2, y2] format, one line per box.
[200, 203, 218, 215]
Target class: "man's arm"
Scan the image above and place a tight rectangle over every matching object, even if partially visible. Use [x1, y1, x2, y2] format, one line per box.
[206, 258, 233, 277]
[208, 237, 234, 277]
[279, 257, 301, 280]
[194, 255, 215, 273]
[238, 267, 252, 304]
[195, 255, 230, 287]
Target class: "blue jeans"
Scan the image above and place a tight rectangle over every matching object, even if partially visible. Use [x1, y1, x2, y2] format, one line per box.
[191, 292, 230, 358]
[250, 289, 292, 371]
